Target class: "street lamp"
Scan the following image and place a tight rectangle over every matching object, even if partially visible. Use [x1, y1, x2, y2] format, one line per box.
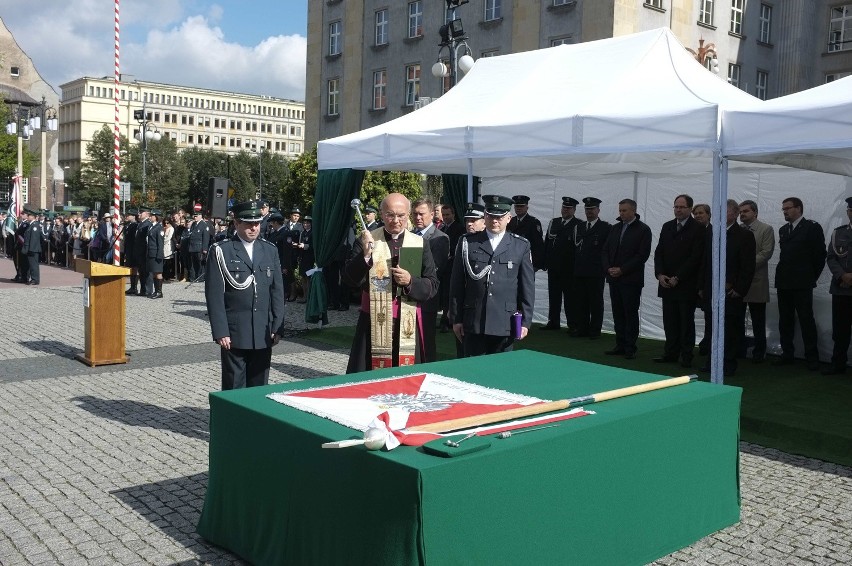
[134, 104, 161, 197]
[686, 38, 719, 74]
[431, 0, 475, 90]
[29, 96, 58, 210]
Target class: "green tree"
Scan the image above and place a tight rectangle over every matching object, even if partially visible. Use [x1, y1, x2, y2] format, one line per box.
[361, 171, 423, 208]
[78, 125, 130, 210]
[284, 146, 318, 211]
[123, 134, 189, 210]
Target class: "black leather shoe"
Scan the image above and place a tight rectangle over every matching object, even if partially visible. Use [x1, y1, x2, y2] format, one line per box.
[653, 357, 677, 363]
[125, 289, 137, 296]
[623, 352, 636, 360]
[821, 366, 847, 376]
[604, 348, 625, 356]
[337, 305, 349, 311]
[540, 324, 559, 331]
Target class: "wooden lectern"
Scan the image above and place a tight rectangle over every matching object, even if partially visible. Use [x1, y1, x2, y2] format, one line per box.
[75, 259, 132, 366]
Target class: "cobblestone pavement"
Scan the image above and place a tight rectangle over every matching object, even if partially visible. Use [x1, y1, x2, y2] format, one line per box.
[0, 275, 850, 565]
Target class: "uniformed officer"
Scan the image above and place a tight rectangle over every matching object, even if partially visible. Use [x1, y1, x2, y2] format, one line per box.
[258, 200, 271, 238]
[823, 197, 852, 376]
[295, 215, 314, 304]
[188, 210, 210, 282]
[146, 209, 165, 299]
[542, 196, 581, 331]
[205, 200, 286, 390]
[363, 205, 382, 230]
[572, 197, 612, 338]
[14, 212, 30, 283]
[134, 208, 152, 295]
[453, 202, 487, 358]
[507, 195, 544, 270]
[22, 209, 43, 285]
[450, 194, 535, 357]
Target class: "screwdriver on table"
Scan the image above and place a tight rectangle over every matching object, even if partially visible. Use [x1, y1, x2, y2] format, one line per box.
[497, 424, 559, 439]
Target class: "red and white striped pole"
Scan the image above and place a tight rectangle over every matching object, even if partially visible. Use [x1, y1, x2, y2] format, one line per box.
[112, 0, 122, 266]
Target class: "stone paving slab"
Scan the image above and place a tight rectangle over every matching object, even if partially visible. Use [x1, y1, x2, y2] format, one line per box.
[0, 258, 851, 565]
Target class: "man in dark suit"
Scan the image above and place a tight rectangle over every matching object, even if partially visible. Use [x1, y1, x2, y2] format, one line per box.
[123, 210, 140, 295]
[187, 211, 210, 282]
[653, 194, 705, 368]
[205, 200, 286, 390]
[413, 197, 450, 362]
[146, 210, 165, 299]
[439, 202, 465, 332]
[343, 193, 438, 373]
[507, 195, 544, 271]
[601, 199, 652, 360]
[698, 199, 756, 376]
[22, 209, 43, 285]
[542, 197, 581, 330]
[774, 197, 826, 371]
[572, 197, 612, 339]
[450, 195, 535, 357]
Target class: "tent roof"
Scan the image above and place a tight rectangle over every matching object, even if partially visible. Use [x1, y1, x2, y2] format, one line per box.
[721, 76, 852, 176]
[318, 28, 757, 177]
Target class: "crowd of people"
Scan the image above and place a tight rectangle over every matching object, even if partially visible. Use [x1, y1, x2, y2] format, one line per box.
[6, 191, 850, 388]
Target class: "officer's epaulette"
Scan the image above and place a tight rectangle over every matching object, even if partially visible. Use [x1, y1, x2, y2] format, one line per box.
[509, 232, 530, 244]
[834, 224, 850, 232]
[257, 238, 277, 249]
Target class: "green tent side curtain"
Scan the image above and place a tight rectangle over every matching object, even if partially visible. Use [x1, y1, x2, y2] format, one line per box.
[441, 174, 479, 222]
[305, 168, 365, 324]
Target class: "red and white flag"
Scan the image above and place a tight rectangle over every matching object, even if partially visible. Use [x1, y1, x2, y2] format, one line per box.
[267, 373, 591, 449]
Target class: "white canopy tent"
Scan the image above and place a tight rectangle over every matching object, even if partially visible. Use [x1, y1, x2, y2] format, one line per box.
[318, 28, 764, 382]
[722, 75, 852, 177]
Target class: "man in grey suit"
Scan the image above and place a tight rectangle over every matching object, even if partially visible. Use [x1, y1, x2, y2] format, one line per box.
[739, 200, 775, 362]
[450, 195, 535, 357]
[412, 197, 450, 362]
[205, 200, 285, 390]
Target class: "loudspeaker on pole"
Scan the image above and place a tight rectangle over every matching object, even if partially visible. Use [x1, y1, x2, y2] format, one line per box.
[208, 177, 229, 219]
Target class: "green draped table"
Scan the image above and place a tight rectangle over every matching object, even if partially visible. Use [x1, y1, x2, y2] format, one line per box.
[197, 350, 741, 565]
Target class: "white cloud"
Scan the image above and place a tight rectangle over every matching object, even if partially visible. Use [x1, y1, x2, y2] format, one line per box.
[0, 1, 306, 101]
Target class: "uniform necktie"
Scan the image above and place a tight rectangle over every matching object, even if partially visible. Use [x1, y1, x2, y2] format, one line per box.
[587, 221, 591, 232]
[562, 219, 567, 226]
[676, 222, 682, 232]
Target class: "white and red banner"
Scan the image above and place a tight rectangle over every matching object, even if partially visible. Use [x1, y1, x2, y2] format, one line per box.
[267, 373, 592, 449]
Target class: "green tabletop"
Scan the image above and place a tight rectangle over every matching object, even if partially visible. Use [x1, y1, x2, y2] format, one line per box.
[198, 350, 741, 565]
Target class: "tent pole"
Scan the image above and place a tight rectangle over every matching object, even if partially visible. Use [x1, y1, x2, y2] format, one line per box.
[467, 158, 474, 202]
[711, 152, 728, 384]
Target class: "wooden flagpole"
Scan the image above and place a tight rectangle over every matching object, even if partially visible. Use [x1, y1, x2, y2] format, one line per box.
[407, 375, 697, 434]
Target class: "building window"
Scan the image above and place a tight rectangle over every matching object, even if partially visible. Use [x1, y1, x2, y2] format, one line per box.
[730, 0, 743, 35]
[642, 0, 662, 7]
[728, 63, 741, 88]
[405, 64, 420, 107]
[408, 2, 423, 38]
[10, 66, 20, 77]
[551, 37, 572, 47]
[375, 9, 388, 45]
[329, 21, 341, 56]
[829, 5, 852, 52]
[481, 50, 500, 57]
[759, 4, 772, 43]
[755, 70, 768, 100]
[555, 0, 577, 5]
[485, 0, 502, 21]
[826, 71, 852, 82]
[373, 70, 387, 110]
[699, 0, 714, 26]
[327, 79, 340, 116]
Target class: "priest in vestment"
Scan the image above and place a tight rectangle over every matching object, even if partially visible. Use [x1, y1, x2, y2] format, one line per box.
[344, 193, 438, 373]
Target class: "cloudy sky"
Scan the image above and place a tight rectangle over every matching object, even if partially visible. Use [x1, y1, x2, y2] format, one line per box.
[1, 0, 307, 100]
